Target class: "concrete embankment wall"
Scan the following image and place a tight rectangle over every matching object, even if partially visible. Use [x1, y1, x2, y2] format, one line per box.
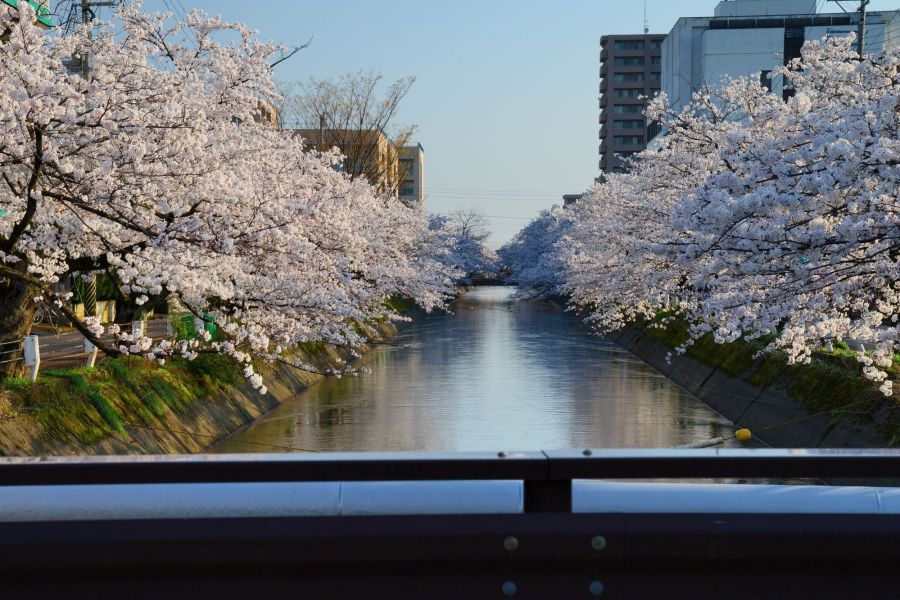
[0, 316, 415, 456]
[606, 326, 894, 448]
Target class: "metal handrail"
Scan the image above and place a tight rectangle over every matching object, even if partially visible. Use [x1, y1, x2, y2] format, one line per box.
[4, 450, 900, 596]
[2, 448, 900, 486]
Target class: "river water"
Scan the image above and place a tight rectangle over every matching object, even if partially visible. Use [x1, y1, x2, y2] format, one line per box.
[215, 287, 739, 453]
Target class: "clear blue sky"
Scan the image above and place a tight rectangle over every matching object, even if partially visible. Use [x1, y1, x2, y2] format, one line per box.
[136, 0, 898, 246]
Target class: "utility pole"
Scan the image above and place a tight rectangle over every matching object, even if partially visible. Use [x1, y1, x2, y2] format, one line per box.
[80, 0, 91, 79]
[73, 0, 116, 319]
[826, 0, 870, 57]
[74, 0, 116, 78]
[857, 0, 868, 57]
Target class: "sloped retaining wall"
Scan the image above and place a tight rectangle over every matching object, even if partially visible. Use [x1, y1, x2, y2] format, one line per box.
[0, 316, 416, 456]
[606, 326, 892, 448]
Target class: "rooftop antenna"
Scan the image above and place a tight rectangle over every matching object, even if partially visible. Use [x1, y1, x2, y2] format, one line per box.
[643, 0, 649, 34]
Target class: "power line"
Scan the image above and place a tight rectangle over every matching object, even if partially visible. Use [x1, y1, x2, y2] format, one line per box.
[427, 186, 568, 195]
[427, 196, 562, 202]
[434, 213, 534, 221]
[425, 193, 566, 201]
[173, 0, 190, 19]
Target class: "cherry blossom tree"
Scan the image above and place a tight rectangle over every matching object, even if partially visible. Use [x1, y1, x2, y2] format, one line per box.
[498, 207, 571, 294]
[427, 215, 498, 280]
[507, 35, 898, 394]
[663, 36, 899, 394]
[0, 3, 459, 384]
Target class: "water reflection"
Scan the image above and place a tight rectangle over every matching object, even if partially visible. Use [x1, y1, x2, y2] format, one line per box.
[214, 287, 737, 453]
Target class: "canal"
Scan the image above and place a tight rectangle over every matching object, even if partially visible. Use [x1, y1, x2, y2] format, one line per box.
[215, 287, 739, 453]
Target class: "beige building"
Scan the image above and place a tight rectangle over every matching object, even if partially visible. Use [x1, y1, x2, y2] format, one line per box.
[399, 144, 425, 206]
[293, 128, 403, 196]
[255, 101, 278, 126]
[294, 129, 425, 204]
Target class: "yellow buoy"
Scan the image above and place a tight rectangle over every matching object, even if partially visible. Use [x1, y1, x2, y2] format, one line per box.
[735, 428, 752, 442]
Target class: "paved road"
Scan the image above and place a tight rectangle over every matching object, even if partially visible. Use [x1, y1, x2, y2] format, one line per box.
[32, 318, 169, 371]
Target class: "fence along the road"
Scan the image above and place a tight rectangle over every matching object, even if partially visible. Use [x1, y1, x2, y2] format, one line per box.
[9, 316, 197, 381]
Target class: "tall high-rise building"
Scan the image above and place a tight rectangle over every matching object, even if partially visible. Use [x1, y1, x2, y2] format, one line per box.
[598, 33, 666, 175]
[663, 0, 899, 113]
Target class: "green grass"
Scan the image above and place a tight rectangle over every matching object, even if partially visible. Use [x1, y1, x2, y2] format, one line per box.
[23, 375, 116, 445]
[1, 376, 34, 392]
[637, 317, 766, 378]
[383, 295, 417, 315]
[43, 370, 126, 435]
[785, 360, 870, 413]
[4, 354, 244, 447]
[636, 315, 896, 418]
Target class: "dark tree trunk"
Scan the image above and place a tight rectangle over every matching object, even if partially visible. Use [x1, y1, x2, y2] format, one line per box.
[0, 274, 39, 379]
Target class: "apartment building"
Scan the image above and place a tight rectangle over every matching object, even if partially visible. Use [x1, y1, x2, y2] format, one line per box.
[293, 128, 404, 197]
[598, 33, 666, 175]
[399, 144, 425, 206]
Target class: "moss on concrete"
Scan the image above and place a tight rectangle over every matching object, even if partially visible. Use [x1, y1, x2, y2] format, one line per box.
[634, 315, 899, 444]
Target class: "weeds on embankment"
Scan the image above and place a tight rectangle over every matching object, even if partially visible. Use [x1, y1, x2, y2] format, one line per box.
[636, 314, 900, 443]
[0, 354, 243, 446]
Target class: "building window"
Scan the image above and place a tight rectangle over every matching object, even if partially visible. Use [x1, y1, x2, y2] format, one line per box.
[614, 72, 644, 83]
[615, 88, 643, 98]
[613, 135, 644, 145]
[614, 40, 645, 50]
[613, 56, 645, 66]
[651, 56, 662, 66]
[760, 70, 773, 92]
[400, 159, 414, 178]
[400, 183, 416, 197]
[650, 40, 662, 50]
[614, 119, 644, 129]
[613, 104, 643, 114]
[650, 72, 661, 82]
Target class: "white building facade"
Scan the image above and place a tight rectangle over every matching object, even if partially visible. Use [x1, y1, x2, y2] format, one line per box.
[662, 0, 900, 112]
[399, 144, 425, 206]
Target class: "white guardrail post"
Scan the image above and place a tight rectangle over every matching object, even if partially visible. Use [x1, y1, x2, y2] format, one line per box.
[23, 335, 40, 382]
[84, 337, 98, 368]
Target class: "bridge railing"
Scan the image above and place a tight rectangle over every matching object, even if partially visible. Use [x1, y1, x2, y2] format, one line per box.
[3, 449, 900, 598]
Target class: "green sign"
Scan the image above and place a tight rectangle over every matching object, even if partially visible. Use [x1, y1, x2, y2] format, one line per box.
[1, 0, 54, 27]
